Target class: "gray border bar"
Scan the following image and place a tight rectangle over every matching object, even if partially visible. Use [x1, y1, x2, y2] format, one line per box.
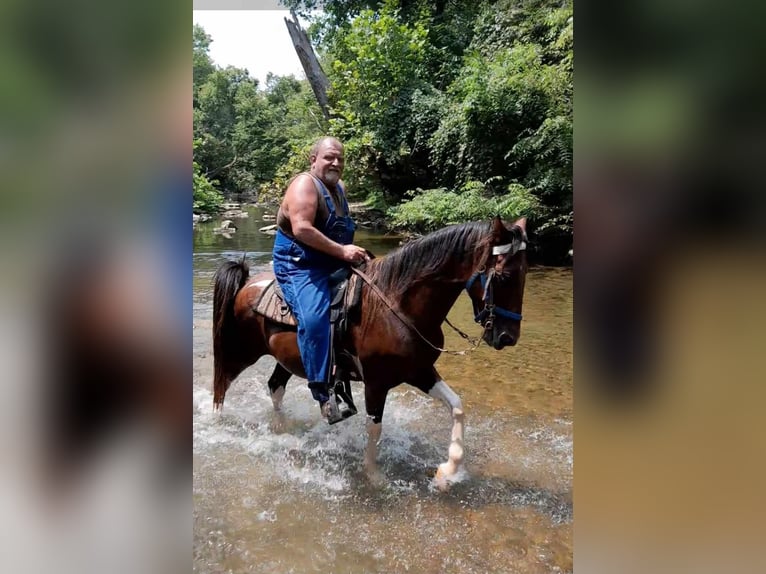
[193, 0, 287, 9]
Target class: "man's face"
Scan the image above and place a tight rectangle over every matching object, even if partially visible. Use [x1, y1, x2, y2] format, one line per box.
[311, 141, 344, 186]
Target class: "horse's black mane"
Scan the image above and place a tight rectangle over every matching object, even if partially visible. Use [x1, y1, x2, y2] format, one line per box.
[369, 221, 492, 299]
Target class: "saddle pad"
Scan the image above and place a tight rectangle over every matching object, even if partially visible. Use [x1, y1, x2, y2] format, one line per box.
[252, 279, 298, 327]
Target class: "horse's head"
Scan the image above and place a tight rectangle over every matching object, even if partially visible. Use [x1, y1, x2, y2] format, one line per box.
[466, 216, 528, 350]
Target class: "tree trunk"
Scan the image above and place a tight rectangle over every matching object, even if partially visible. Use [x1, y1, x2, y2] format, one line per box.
[284, 10, 331, 121]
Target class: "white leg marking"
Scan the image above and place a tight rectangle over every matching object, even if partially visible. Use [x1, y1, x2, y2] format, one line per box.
[364, 418, 385, 485]
[270, 386, 286, 411]
[429, 380, 465, 481]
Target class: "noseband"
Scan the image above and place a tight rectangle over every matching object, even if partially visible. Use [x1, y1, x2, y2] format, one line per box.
[465, 237, 526, 330]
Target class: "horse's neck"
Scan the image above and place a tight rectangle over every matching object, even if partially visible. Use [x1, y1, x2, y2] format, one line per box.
[398, 257, 479, 329]
[373, 225, 486, 328]
[403, 281, 465, 326]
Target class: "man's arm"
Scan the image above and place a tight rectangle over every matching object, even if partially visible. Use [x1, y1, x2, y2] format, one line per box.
[286, 175, 367, 263]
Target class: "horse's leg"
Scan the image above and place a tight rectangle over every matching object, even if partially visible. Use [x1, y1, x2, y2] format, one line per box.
[363, 380, 390, 484]
[411, 368, 465, 483]
[266, 363, 291, 411]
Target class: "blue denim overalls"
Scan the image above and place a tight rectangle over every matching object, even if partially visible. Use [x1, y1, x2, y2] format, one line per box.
[272, 174, 356, 403]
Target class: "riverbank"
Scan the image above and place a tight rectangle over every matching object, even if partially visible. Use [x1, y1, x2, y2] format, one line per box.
[248, 200, 415, 241]
[200, 199, 571, 263]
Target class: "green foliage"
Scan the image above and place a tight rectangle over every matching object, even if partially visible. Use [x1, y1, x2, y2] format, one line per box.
[389, 181, 540, 232]
[326, 0, 430, 199]
[192, 0, 572, 258]
[265, 137, 318, 204]
[423, 0, 573, 236]
[193, 26, 326, 199]
[193, 24, 215, 103]
[193, 141, 223, 214]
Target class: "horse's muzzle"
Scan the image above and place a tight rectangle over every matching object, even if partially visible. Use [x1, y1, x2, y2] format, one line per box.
[494, 331, 517, 349]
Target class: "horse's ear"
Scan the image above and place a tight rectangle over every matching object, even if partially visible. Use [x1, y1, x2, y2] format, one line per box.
[490, 215, 505, 240]
[513, 217, 527, 232]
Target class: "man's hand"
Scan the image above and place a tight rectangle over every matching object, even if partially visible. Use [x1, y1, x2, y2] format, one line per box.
[341, 244, 370, 265]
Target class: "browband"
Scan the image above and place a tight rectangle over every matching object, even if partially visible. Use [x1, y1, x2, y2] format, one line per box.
[492, 241, 526, 255]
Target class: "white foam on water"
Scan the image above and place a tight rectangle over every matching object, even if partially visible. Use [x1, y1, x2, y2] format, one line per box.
[194, 382, 456, 497]
[194, 377, 572, 517]
[193, 387, 213, 413]
[428, 467, 470, 492]
[515, 421, 573, 472]
[256, 510, 277, 522]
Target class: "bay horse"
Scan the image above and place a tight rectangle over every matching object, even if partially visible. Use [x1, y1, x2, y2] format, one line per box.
[212, 216, 528, 484]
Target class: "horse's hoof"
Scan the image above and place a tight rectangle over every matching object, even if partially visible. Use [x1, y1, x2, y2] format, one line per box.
[365, 465, 387, 488]
[269, 411, 287, 433]
[434, 466, 451, 491]
[434, 463, 466, 491]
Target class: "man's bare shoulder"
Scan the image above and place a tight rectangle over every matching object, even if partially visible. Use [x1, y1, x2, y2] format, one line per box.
[286, 173, 318, 200]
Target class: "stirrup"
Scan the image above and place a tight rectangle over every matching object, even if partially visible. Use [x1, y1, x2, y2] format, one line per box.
[333, 377, 358, 417]
[322, 389, 356, 425]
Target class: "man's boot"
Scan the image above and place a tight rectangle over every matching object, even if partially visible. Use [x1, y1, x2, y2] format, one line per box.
[309, 382, 343, 424]
[320, 390, 343, 424]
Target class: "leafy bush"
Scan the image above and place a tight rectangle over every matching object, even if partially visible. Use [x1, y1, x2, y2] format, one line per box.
[193, 0, 573, 257]
[193, 139, 223, 214]
[388, 181, 539, 232]
[193, 163, 224, 214]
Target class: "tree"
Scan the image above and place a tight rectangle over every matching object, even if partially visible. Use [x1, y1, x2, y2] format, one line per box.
[193, 24, 215, 105]
[193, 140, 223, 214]
[191, 1, 573, 260]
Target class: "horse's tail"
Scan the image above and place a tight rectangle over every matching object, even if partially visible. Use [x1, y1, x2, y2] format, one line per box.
[212, 256, 250, 410]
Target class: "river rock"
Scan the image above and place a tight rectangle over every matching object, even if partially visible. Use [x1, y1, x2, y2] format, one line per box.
[213, 220, 237, 234]
[259, 224, 278, 236]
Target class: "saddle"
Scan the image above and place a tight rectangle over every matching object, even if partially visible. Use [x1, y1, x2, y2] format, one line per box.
[251, 267, 362, 330]
[251, 280, 298, 327]
[251, 267, 366, 423]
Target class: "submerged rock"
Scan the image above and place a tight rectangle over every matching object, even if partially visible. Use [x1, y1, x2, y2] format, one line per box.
[213, 219, 237, 234]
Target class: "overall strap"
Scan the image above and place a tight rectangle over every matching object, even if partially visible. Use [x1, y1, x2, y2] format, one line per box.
[335, 181, 350, 215]
[306, 173, 347, 217]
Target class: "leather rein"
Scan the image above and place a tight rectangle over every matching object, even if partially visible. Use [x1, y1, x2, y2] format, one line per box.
[350, 235, 526, 356]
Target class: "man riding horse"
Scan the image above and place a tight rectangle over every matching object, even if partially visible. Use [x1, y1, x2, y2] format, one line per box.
[272, 136, 370, 424]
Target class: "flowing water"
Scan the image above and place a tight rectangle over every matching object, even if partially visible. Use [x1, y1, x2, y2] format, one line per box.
[193, 207, 572, 574]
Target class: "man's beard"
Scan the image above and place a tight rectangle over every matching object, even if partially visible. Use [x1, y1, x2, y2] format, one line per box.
[323, 170, 340, 184]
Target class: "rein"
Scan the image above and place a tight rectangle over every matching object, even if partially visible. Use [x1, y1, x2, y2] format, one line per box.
[351, 267, 476, 356]
[350, 233, 524, 356]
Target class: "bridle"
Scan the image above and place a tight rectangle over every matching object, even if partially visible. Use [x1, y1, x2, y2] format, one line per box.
[464, 231, 527, 332]
[351, 227, 527, 355]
